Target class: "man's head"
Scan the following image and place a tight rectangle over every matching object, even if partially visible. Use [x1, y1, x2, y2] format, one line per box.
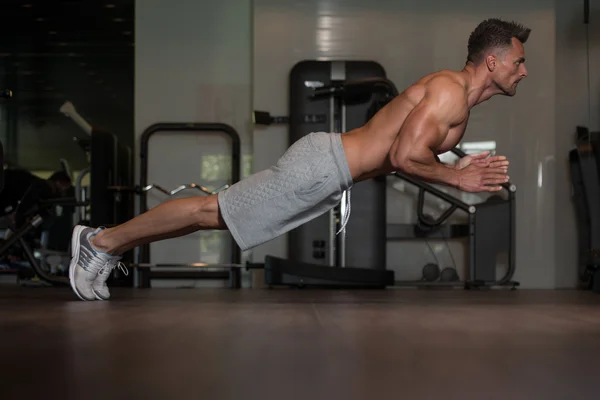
[48, 170, 73, 196]
[467, 18, 531, 96]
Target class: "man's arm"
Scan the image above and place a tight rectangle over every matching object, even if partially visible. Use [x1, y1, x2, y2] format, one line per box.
[389, 79, 466, 188]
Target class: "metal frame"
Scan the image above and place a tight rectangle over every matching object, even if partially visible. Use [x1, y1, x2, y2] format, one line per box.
[391, 147, 517, 289]
[310, 70, 393, 269]
[451, 148, 517, 288]
[0, 216, 68, 286]
[320, 76, 517, 289]
[136, 122, 242, 286]
[570, 126, 600, 288]
[265, 61, 392, 288]
[0, 91, 71, 286]
[0, 196, 88, 286]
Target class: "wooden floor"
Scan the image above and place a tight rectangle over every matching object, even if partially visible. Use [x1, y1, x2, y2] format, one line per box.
[1, 285, 600, 400]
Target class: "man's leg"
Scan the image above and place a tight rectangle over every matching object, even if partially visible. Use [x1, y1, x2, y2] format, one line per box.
[69, 131, 359, 301]
[68, 195, 223, 301]
[91, 194, 224, 256]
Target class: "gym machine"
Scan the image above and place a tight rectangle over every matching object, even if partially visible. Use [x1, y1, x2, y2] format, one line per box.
[570, 126, 600, 292]
[128, 122, 245, 288]
[570, 2, 600, 292]
[0, 95, 86, 285]
[0, 178, 86, 286]
[257, 60, 395, 288]
[366, 79, 518, 289]
[256, 70, 518, 290]
[60, 101, 136, 286]
[390, 159, 518, 289]
[60, 106, 249, 288]
[0, 95, 88, 286]
[60, 101, 134, 229]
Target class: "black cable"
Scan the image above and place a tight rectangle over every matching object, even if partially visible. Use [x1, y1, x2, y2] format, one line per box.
[439, 225, 458, 272]
[427, 205, 458, 272]
[424, 238, 441, 266]
[424, 220, 458, 273]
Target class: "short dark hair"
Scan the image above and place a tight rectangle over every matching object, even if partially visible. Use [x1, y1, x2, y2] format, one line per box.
[48, 171, 71, 184]
[467, 18, 531, 64]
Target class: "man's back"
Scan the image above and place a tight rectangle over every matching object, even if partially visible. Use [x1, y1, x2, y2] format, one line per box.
[343, 69, 471, 181]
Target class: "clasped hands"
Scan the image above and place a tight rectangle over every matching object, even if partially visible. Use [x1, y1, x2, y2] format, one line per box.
[453, 151, 510, 193]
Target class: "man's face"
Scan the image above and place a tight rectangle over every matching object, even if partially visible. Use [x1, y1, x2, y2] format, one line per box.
[51, 178, 72, 196]
[492, 37, 528, 96]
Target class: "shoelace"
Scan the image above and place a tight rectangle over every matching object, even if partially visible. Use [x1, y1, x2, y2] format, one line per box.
[87, 255, 111, 275]
[116, 261, 129, 276]
[336, 188, 351, 235]
[98, 261, 129, 277]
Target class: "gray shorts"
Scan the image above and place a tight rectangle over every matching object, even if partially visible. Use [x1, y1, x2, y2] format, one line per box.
[217, 131, 353, 251]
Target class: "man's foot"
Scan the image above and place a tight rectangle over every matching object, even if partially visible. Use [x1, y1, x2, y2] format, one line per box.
[92, 259, 127, 300]
[68, 225, 121, 301]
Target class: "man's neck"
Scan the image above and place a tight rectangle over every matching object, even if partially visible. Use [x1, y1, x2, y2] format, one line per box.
[461, 62, 502, 108]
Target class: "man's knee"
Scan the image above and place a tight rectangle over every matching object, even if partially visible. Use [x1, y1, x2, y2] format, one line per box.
[200, 194, 227, 229]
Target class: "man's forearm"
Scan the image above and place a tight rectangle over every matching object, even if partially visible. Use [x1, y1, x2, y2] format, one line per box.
[400, 157, 460, 188]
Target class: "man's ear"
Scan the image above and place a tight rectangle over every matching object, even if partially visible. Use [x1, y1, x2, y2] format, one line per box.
[485, 54, 496, 71]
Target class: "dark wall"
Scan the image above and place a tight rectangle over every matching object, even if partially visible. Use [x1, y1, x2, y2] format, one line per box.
[0, 0, 134, 171]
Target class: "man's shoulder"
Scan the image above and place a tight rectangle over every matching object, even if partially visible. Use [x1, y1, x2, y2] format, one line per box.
[423, 70, 467, 97]
[415, 71, 468, 122]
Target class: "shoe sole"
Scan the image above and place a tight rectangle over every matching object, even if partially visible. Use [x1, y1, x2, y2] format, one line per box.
[69, 225, 90, 301]
[93, 290, 108, 301]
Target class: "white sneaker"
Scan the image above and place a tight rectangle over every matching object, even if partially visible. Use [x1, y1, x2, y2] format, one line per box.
[92, 259, 128, 300]
[68, 225, 121, 301]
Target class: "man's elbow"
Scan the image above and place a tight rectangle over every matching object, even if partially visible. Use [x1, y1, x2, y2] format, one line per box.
[390, 155, 413, 173]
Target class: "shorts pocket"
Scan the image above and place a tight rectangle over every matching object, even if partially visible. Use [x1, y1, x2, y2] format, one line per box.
[298, 173, 334, 197]
[293, 172, 342, 213]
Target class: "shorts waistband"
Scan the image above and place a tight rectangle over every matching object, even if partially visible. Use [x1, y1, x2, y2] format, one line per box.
[330, 133, 354, 191]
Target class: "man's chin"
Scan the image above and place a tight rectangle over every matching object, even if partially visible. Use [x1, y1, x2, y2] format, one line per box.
[502, 87, 517, 97]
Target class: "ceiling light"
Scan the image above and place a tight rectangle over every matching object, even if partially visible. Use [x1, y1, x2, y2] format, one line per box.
[22, 4, 33, 8]
[48, 31, 57, 35]
[36, 17, 45, 22]
[113, 18, 124, 22]
[122, 31, 132, 35]
[105, 4, 116, 8]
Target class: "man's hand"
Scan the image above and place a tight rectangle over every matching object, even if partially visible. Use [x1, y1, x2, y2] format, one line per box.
[455, 151, 509, 171]
[457, 163, 509, 192]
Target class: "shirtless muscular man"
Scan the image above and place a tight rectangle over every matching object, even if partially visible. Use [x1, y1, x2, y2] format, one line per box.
[68, 18, 529, 300]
